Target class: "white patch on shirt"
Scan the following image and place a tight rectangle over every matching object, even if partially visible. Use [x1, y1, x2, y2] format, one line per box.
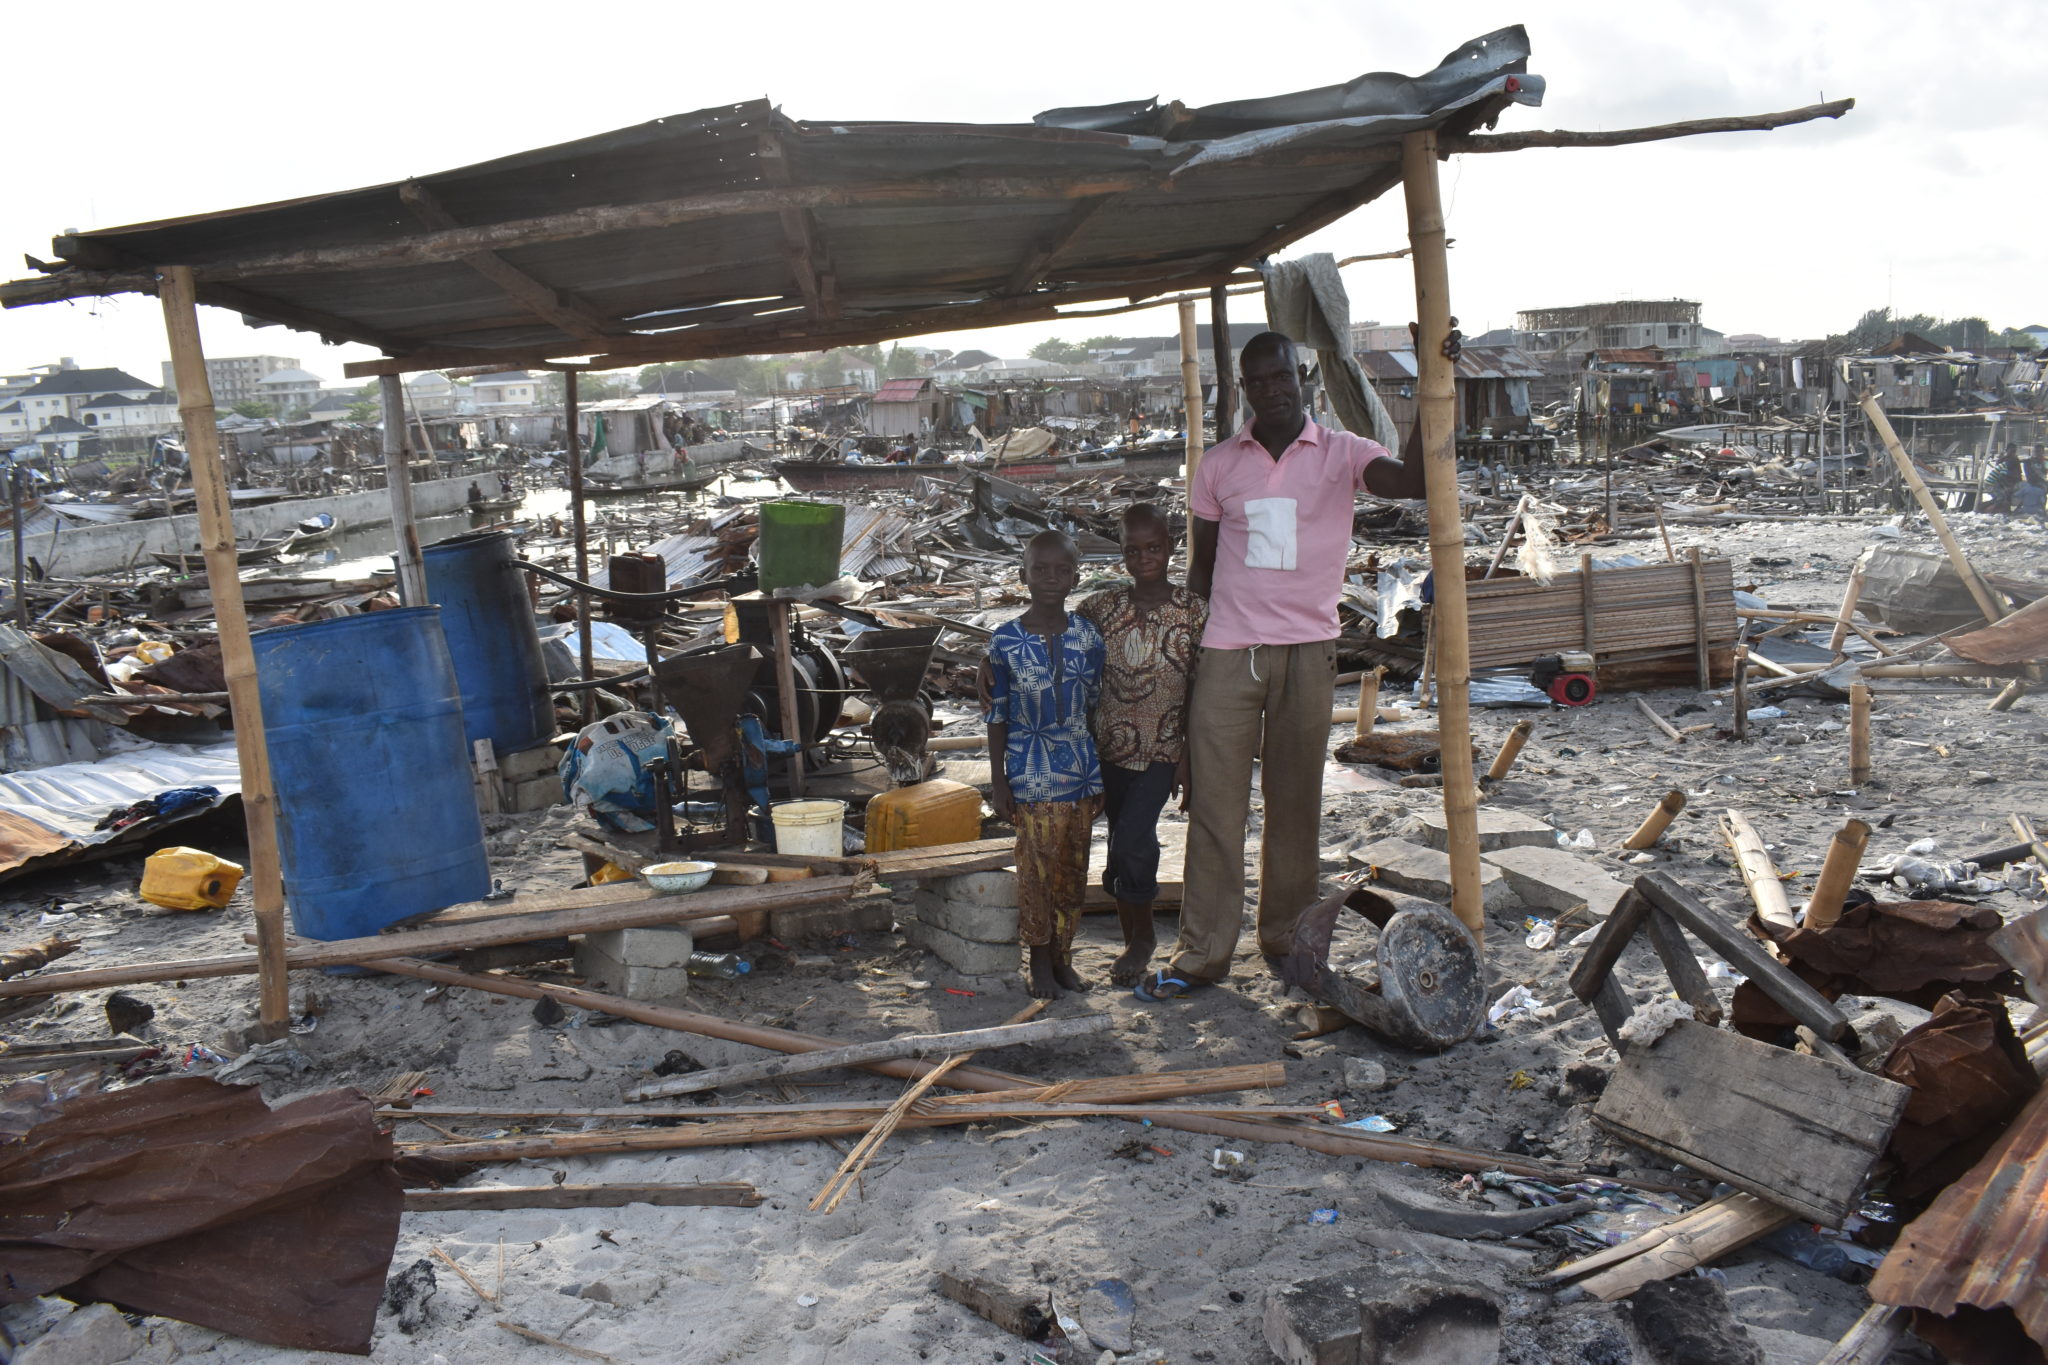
[1242, 496, 1299, 571]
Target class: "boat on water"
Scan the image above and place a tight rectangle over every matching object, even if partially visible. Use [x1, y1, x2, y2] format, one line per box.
[150, 532, 301, 572]
[465, 492, 524, 515]
[580, 434, 758, 496]
[292, 513, 341, 547]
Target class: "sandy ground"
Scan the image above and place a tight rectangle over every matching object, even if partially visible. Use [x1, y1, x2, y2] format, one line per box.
[4, 508, 2041, 1363]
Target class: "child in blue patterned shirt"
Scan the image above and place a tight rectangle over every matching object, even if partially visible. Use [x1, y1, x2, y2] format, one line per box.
[985, 530, 1105, 998]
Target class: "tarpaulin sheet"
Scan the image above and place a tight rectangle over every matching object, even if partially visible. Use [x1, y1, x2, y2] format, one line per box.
[0, 1076, 400, 1354]
[1260, 252, 1403, 454]
[1948, 594, 2048, 666]
[1881, 990, 2040, 1192]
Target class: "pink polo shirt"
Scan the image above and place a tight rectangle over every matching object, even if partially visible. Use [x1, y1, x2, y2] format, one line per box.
[1190, 420, 1387, 649]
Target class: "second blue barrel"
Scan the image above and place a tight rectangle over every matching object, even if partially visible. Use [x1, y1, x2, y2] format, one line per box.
[253, 607, 491, 940]
[423, 529, 553, 756]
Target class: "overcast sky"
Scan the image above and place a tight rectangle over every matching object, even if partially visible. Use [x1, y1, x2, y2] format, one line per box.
[5, 1, 2042, 386]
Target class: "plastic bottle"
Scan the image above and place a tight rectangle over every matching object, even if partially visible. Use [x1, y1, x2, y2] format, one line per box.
[686, 952, 751, 980]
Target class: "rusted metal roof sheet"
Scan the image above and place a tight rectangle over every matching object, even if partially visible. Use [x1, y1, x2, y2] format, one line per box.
[3, 31, 1541, 373]
[1870, 1084, 2048, 1349]
[873, 378, 933, 403]
[1947, 594, 2048, 666]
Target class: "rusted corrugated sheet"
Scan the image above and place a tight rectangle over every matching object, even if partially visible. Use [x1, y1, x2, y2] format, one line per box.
[1948, 594, 2048, 666]
[1870, 1083, 2048, 1349]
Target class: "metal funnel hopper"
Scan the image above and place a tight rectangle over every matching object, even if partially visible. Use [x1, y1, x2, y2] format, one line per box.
[653, 644, 762, 763]
[843, 626, 941, 702]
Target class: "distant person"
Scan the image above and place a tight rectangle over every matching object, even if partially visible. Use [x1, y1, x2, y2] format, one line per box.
[466, 481, 484, 505]
[985, 530, 1105, 999]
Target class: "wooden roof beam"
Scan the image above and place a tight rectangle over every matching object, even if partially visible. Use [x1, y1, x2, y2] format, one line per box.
[399, 180, 621, 344]
[1004, 195, 1117, 296]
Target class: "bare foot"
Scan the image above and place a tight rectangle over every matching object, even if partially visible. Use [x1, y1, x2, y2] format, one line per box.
[1052, 955, 1087, 993]
[1110, 938, 1155, 987]
[1026, 947, 1064, 999]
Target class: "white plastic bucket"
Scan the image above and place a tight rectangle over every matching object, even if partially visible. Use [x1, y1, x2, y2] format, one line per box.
[771, 799, 846, 856]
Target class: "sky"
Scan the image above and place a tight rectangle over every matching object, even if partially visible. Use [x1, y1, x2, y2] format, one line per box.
[4, 1, 2043, 388]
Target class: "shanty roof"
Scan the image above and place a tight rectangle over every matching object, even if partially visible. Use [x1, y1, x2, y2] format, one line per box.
[17, 367, 154, 398]
[255, 367, 323, 386]
[1356, 345, 1543, 381]
[873, 377, 935, 403]
[3, 29, 1543, 376]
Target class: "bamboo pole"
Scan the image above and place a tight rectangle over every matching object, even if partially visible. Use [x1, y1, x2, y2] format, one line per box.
[567, 371, 593, 725]
[1352, 665, 1386, 738]
[1827, 560, 1866, 654]
[1686, 546, 1712, 690]
[1857, 661, 2025, 679]
[159, 266, 290, 1042]
[1486, 719, 1534, 781]
[1623, 791, 1687, 851]
[377, 375, 428, 604]
[1484, 494, 1529, 579]
[771, 599, 805, 797]
[1804, 819, 1870, 930]
[1178, 298, 1204, 483]
[1632, 695, 1684, 743]
[1989, 679, 2029, 712]
[627, 1013, 1111, 1101]
[1858, 392, 2006, 622]
[1402, 130, 1482, 940]
[1719, 809, 1797, 932]
[1732, 645, 1750, 739]
[1848, 682, 1871, 785]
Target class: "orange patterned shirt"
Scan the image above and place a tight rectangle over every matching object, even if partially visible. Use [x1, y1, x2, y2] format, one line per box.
[1076, 583, 1206, 769]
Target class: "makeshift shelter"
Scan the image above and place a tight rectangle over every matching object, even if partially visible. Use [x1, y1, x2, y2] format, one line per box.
[0, 23, 1854, 1019]
[868, 377, 942, 438]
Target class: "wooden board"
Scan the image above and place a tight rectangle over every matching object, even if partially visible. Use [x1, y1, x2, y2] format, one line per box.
[1594, 1020, 1908, 1226]
[1464, 558, 1738, 674]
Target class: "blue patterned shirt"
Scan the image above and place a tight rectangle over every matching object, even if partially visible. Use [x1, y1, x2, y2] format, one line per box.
[984, 613, 1104, 803]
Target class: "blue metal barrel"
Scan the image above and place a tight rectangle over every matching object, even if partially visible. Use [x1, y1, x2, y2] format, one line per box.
[422, 529, 553, 756]
[252, 607, 490, 940]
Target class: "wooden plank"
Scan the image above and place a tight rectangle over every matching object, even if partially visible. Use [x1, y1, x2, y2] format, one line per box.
[1569, 887, 1655, 1002]
[404, 1182, 762, 1211]
[1642, 907, 1723, 1027]
[0, 877, 857, 998]
[1566, 1191, 1795, 1301]
[1815, 1304, 1910, 1365]
[1633, 872, 1850, 1040]
[1594, 1019, 1909, 1225]
[939, 1272, 1049, 1340]
[1687, 546, 1712, 690]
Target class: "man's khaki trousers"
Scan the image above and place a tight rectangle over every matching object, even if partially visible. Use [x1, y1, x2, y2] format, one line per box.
[1167, 639, 1336, 982]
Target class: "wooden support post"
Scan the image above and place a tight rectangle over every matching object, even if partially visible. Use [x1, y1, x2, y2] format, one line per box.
[1623, 791, 1687, 851]
[1719, 809, 1797, 932]
[1579, 552, 1597, 652]
[1804, 819, 1870, 930]
[1178, 298, 1204, 484]
[1486, 719, 1533, 781]
[771, 599, 804, 798]
[8, 468, 26, 626]
[566, 371, 593, 725]
[1352, 665, 1385, 738]
[1686, 545, 1711, 690]
[1732, 645, 1750, 740]
[1209, 284, 1235, 436]
[1859, 392, 2006, 622]
[1827, 560, 1866, 655]
[159, 266, 290, 1043]
[1848, 681, 1871, 786]
[1484, 493, 1529, 579]
[377, 375, 428, 605]
[1402, 130, 1483, 941]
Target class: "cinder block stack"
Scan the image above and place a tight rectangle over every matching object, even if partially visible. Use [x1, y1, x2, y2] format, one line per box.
[900, 868, 1020, 975]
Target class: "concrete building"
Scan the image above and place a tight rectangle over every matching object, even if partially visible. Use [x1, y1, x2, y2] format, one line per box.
[1515, 301, 1716, 356]
[472, 371, 540, 408]
[78, 390, 179, 430]
[252, 367, 324, 417]
[158, 354, 302, 408]
[11, 367, 157, 429]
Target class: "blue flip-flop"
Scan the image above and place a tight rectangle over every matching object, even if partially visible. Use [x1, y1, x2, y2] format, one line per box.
[1133, 970, 1200, 1003]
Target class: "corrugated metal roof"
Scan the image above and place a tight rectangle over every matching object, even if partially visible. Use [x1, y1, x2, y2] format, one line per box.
[3, 31, 1542, 373]
[0, 740, 240, 844]
[873, 378, 932, 403]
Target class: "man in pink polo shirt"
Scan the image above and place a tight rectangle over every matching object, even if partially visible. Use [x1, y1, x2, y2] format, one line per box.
[1135, 332, 1423, 1000]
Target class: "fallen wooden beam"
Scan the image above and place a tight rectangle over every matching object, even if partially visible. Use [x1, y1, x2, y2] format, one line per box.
[1815, 1303, 1911, 1365]
[625, 1013, 1113, 1101]
[1633, 872, 1850, 1041]
[0, 876, 858, 998]
[404, 1182, 763, 1211]
[1546, 1190, 1795, 1300]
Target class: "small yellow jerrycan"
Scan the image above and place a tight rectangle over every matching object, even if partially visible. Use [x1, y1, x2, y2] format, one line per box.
[140, 847, 245, 910]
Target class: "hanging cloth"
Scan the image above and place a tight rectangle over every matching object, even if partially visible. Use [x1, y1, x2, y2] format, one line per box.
[1259, 252, 1402, 456]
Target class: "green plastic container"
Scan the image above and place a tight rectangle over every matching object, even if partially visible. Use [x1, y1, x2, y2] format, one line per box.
[758, 500, 846, 591]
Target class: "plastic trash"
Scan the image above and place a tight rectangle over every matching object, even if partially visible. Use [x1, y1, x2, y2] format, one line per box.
[1747, 706, 1786, 720]
[1211, 1148, 1249, 1171]
[1760, 1223, 1861, 1280]
[139, 847, 245, 911]
[1905, 838, 1943, 856]
[1309, 1208, 1342, 1225]
[1488, 985, 1541, 1027]
[1881, 855, 2001, 895]
[1555, 828, 1597, 850]
[1524, 919, 1557, 950]
[686, 952, 751, 980]
[1341, 1115, 1398, 1133]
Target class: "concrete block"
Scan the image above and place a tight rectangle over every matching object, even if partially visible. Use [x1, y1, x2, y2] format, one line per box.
[1408, 807, 1555, 853]
[15, 1303, 141, 1365]
[1481, 844, 1629, 917]
[500, 740, 569, 783]
[507, 775, 564, 813]
[1263, 1272, 1365, 1365]
[905, 891, 1019, 944]
[1349, 838, 1511, 911]
[574, 925, 692, 1005]
[769, 897, 894, 943]
[926, 868, 1019, 908]
[902, 918, 1017, 976]
[1265, 1269, 1503, 1365]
